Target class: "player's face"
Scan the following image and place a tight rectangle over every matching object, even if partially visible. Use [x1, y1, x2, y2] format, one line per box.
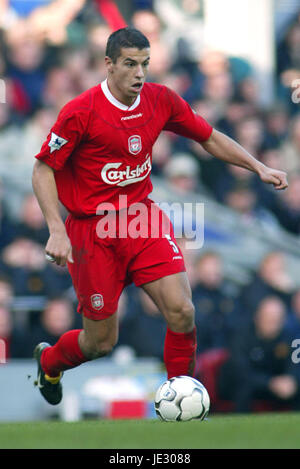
[106, 47, 150, 106]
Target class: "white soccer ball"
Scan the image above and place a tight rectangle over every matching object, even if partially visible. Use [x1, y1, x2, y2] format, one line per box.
[154, 376, 210, 422]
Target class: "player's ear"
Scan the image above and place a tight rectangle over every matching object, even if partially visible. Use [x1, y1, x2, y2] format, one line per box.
[105, 56, 114, 73]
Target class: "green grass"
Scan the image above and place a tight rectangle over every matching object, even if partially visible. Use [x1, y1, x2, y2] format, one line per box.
[0, 413, 299, 449]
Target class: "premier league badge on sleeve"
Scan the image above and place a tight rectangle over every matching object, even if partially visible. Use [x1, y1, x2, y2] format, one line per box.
[128, 135, 142, 155]
[48, 132, 68, 154]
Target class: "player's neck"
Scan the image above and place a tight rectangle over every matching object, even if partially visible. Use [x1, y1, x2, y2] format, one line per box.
[106, 78, 137, 108]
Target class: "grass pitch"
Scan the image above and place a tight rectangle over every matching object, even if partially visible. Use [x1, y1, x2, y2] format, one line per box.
[0, 413, 299, 449]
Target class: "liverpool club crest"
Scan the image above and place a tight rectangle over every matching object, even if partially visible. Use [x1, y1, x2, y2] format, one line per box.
[90, 294, 104, 310]
[128, 135, 142, 155]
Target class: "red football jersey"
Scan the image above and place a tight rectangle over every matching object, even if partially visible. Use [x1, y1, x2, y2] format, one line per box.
[35, 80, 213, 217]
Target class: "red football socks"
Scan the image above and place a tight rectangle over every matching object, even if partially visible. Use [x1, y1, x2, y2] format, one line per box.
[41, 329, 89, 377]
[164, 327, 197, 379]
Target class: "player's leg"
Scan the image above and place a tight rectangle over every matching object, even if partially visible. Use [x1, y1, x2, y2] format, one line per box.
[79, 313, 119, 359]
[40, 313, 118, 375]
[129, 199, 197, 379]
[34, 215, 124, 404]
[141, 271, 197, 379]
[141, 271, 194, 332]
[34, 314, 118, 405]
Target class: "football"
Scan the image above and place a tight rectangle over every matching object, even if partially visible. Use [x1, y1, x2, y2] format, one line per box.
[154, 375, 210, 422]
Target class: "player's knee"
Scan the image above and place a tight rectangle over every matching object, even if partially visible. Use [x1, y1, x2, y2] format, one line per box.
[88, 338, 116, 359]
[81, 332, 118, 360]
[167, 299, 195, 332]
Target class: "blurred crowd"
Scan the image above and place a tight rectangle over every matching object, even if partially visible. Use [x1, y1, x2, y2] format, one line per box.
[0, 0, 300, 413]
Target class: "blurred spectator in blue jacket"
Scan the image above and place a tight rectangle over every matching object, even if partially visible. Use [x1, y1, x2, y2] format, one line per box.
[239, 251, 295, 318]
[217, 296, 300, 412]
[263, 106, 289, 149]
[285, 289, 300, 340]
[29, 297, 78, 350]
[118, 286, 166, 360]
[192, 251, 241, 352]
[6, 38, 47, 116]
[266, 173, 300, 235]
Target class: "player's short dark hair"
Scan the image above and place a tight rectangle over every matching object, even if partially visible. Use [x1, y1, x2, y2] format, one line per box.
[106, 27, 150, 63]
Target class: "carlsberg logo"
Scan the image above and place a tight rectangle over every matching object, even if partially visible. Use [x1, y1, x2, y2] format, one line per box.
[101, 155, 151, 187]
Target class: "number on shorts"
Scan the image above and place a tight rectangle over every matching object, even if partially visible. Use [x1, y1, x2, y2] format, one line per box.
[165, 234, 179, 253]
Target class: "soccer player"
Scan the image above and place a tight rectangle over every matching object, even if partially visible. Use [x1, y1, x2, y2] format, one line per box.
[32, 27, 288, 405]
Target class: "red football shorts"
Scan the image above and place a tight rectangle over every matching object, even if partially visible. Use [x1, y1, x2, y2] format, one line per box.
[65, 198, 186, 320]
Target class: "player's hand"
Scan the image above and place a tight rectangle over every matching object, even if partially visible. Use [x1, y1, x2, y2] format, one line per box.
[257, 165, 288, 190]
[45, 230, 74, 267]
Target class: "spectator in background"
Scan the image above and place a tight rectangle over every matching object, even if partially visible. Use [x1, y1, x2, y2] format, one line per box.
[118, 287, 166, 360]
[14, 193, 49, 245]
[202, 67, 234, 113]
[29, 297, 78, 349]
[131, 10, 171, 82]
[0, 304, 32, 358]
[192, 251, 241, 352]
[279, 114, 300, 176]
[255, 148, 286, 214]
[1, 0, 86, 45]
[224, 182, 280, 231]
[42, 66, 78, 111]
[277, 20, 300, 76]
[217, 296, 300, 412]
[61, 46, 102, 93]
[285, 289, 300, 340]
[233, 115, 265, 158]
[212, 163, 256, 203]
[6, 38, 47, 116]
[87, 22, 112, 58]
[186, 50, 234, 112]
[159, 70, 191, 101]
[18, 106, 59, 173]
[131, 9, 161, 45]
[235, 76, 260, 108]
[276, 19, 300, 116]
[0, 237, 66, 297]
[0, 275, 14, 308]
[0, 180, 16, 249]
[239, 251, 295, 318]
[183, 99, 225, 195]
[267, 173, 300, 235]
[0, 101, 24, 218]
[163, 153, 202, 195]
[263, 106, 289, 149]
[151, 133, 172, 176]
[154, 0, 204, 65]
[0, 105, 58, 219]
[216, 99, 253, 139]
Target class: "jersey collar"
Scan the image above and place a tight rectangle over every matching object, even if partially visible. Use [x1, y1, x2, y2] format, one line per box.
[101, 79, 141, 111]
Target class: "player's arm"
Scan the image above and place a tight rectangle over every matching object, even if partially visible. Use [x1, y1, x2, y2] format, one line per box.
[33, 101, 88, 265]
[32, 160, 73, 266]
[163, 86, 288, 190]
[201, 129, 288, 190]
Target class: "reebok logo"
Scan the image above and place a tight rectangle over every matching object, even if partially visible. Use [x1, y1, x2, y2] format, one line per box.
[121, 113, 143, 121]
